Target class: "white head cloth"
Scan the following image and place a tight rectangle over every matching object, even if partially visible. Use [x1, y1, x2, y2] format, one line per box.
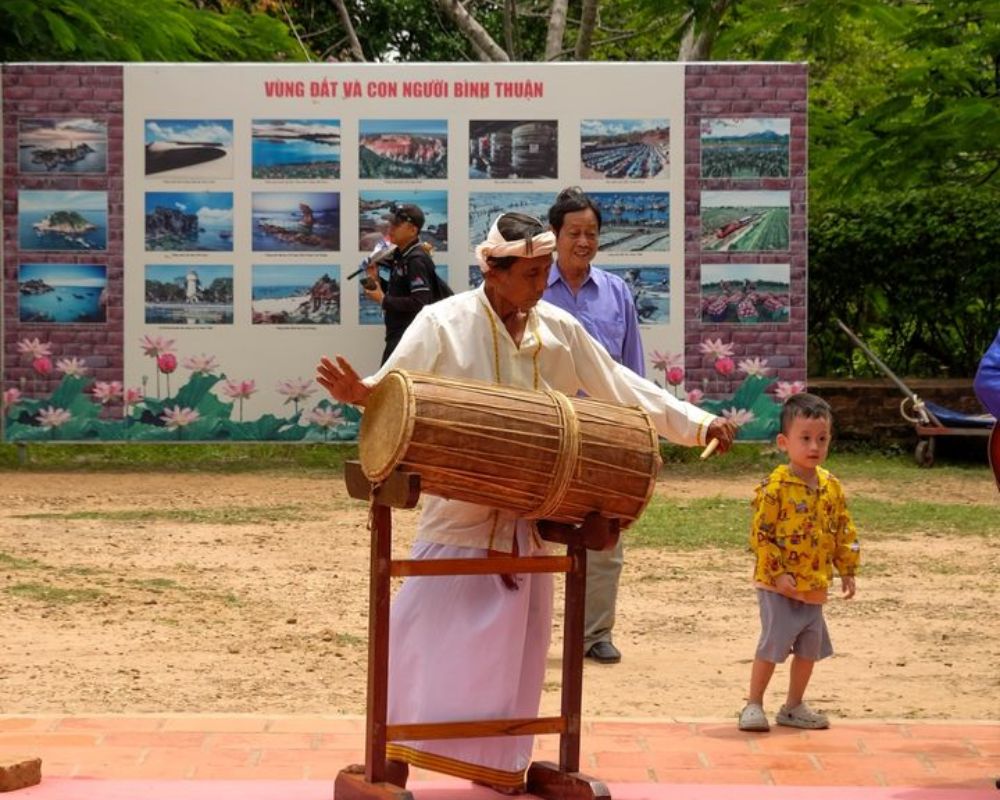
[474, 216, 557, 274]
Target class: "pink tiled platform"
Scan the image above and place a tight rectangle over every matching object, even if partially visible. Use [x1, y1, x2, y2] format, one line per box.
[1, 715, 996, 797]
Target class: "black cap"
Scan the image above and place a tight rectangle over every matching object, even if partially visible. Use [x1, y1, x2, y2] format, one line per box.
[384, 203, 424, 230]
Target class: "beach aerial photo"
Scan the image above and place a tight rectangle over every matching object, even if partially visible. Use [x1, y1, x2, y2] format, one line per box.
[252, 119, 341, 179]
[700, 262, 791, 324]
[18, 190, 108, 251]
[18, 117, 107, 174]
[145, 119, 233, 178]
[359, 190, 447, 251]
[359, 119, 447, 179]
[701, 190, 790, 251]
[591, 191, 670, 252]
[18, 263, 107, 324]
[700, 117, 790, 179]
[145, 264, 233, 325]
[469, 120, 558, 179]
[603, 265, 670, 324]
[252, 192, 340, 252]
[145, 191, 234, 252]
[252, 264, 341, 325]
[468, 191, 554, 246]
[581, 119, 670, 179]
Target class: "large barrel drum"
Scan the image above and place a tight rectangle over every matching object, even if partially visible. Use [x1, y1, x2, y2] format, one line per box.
[488, 131, 512, 178]
[512, 122, 556, 178]
[359, 370, 661, 525]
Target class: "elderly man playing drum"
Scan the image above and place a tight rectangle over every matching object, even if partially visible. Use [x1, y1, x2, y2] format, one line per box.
[317, 212, 736, 795]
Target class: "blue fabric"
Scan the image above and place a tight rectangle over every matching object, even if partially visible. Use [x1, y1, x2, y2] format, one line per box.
[923, 401, 994, 429]
[973, 329, 1000, 419]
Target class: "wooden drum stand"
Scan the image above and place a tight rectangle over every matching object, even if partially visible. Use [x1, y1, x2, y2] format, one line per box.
[335, 461, 619, 800]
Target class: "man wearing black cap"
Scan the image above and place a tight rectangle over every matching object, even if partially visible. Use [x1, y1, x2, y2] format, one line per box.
[364, 203, 439, 364]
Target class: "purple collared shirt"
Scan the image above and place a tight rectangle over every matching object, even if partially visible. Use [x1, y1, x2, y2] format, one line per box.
[543, 264, 645, 377]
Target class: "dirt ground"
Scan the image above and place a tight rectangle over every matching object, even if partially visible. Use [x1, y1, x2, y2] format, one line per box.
[1, 468, 997, 721]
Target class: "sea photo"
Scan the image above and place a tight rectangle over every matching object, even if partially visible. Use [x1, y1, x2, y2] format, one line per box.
[581, 119, 669, 179]
[469, 120, 557, 179]
[359, 120, 447, 179]
[700, 118, 790, 179]
[468, 191, 554, 247]
[360, 264, 449, 325]
[18, 190, 108, 252]
[601, 265, 670, 324]
[591, 191, 670, 252]
[145, 192, 234, 252]
[701, 190, 790, 252]
[700, 263, 790, 324]
[359, 190, 447, 252]
[145, 119, 233, 178]
[252, 119, 341, 179]
[145, 264, 233, 325]
[18, 263, 107, 324]
[252, 264, 340, 325]
[252, 192, 340, 252]
[19, 117, 107, 174]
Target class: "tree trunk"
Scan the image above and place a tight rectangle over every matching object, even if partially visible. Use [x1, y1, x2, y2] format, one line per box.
[332, 0, 366, 61]
[574, 0, 599, 60]
[504, 0, 521, 60]
[678, 0, 732, 61]
[433, 0, 511, 61]
[545, 0, 569, 61]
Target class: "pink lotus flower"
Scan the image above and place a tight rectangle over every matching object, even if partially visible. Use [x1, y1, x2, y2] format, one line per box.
[698, 337, 735, 360]
[32, 356, 53, 377]
[774, 380, 807, 401]
[3, 388, 22, 412]
[276, 377, 317, 411]
[161, 405, 200, 430]
[124, 386, 145, 406]
[182, 354, 219, 375]
[722, 407, 755, 427]
[738, 357, 772, 377]
[714, 357, 735, 377]
[650, 349, 682, 372]
[686, 388, 704, 405]
[17, 337, 53, 359]
[139, 335, 176, 358]
[92, 381, 124, 405]
[221, 379, 257, 401]
[666, 366, 685, 386]
[56, 357, 88, 377]
[37, 406, 72, 429]
[157, 353, 178, 374]
[307, 406, 344, 430]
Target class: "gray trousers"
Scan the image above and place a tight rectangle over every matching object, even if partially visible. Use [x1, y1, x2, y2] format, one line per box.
[583, 536, 624, 650]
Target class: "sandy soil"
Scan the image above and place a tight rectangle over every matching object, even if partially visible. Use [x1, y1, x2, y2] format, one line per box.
[1, 469, 997, 721]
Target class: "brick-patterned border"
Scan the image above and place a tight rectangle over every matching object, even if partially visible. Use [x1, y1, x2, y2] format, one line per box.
[2, 65, 124, 407]
[684, 64, 807, 395]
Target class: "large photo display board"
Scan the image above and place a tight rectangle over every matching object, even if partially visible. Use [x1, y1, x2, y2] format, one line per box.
[2, 63, 808, 442]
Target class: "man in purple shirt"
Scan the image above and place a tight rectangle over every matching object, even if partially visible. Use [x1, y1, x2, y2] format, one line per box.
[544, 186, 646, 665]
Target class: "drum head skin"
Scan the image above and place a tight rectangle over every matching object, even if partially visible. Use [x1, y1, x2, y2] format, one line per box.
[359, 371, 415, 482]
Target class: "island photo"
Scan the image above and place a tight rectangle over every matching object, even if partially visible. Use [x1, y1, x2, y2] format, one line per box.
[145, 191, 234, 252]
[18, 263, 107, 324]
[18, 117, 107, 174]
[252, 192, 340, 252]
[18, 190, 108, 252]
[145, 119, 233, 178]
[252, 119, 341, 179]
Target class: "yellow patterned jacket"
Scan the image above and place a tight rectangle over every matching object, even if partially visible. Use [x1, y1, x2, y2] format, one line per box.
[750, 464, 860, 603]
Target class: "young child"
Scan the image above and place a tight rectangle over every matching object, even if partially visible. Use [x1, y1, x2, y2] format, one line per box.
[738, 392, 860, 732]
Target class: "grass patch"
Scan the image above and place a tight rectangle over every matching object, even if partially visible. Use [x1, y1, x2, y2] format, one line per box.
[850, 496, 999, 537]
[132, 577, 181, 591]
[12, 505, 304, 525]
[6, 582, 104, 604]
[334, 632, 364, 647]
[0, 551, 44, 570]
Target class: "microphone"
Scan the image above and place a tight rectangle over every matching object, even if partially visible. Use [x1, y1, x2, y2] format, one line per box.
[346, 240, 397, 280]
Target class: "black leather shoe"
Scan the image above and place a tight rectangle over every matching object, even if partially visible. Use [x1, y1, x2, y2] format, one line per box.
[585, 641, 621, 664]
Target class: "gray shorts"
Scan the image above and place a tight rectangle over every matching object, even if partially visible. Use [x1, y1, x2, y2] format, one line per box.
[754, 589, 833, 663]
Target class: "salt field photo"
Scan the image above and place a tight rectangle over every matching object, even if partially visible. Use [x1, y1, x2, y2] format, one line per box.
[18, 263, 107, 324]
[581, 119, 669, 179]
[468, 192, 554, 246]
[19, 117, 107, 174]
[252, 264, 341, 325]
[18, 190, 108, 252]
[145, 119, 233, 178]
[591, 191, 670, 252]
[144, 264, 233, 325]
[252, 192, 340, 252]
[252, 119, 341, 179]
[145, 191, 234, 252]
[360, 120, 447, 179]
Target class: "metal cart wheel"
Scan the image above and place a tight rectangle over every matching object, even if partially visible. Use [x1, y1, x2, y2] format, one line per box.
[914, 438, 935, 468]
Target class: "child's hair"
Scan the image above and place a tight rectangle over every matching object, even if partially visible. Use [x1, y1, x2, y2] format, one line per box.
[780, 392, 833, 434]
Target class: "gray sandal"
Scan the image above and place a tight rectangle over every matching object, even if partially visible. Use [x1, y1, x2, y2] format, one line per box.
[776, 702, 829, 729]
[738, 703, 770, 732]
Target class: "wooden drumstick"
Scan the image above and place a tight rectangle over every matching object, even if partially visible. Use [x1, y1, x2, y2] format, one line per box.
[700, 438, 720, 460]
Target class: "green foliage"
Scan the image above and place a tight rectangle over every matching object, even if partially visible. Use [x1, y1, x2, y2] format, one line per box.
[0, 0, 307, 62]
[809, 185, 1000, 376]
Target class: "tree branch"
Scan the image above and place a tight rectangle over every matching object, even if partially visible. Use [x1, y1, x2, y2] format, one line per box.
[544, 0, 568, 61]
[433, 0, 510, 61]
[277, 0, 313, 61]
[330, 0, 366, 61]
[504, 0, 521, 60]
